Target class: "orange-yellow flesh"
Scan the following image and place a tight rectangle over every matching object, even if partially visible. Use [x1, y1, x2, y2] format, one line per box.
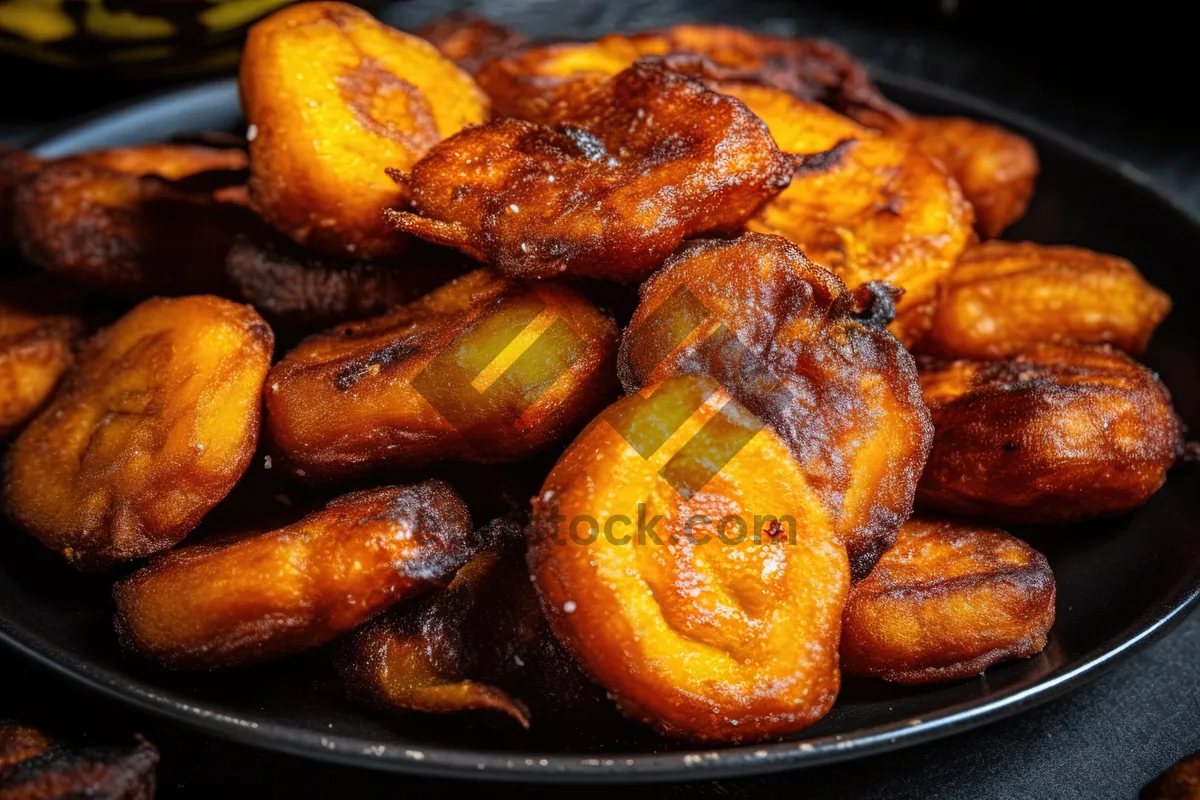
[842, 517, 1055, 684]
[83, 144, 248, 181]
[5, 295, 273, 570]
[112, 481, 473, 669]
[0, 300, 81, 439]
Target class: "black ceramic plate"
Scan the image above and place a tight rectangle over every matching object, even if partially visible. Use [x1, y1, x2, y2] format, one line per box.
[3, 69, 1200, 784]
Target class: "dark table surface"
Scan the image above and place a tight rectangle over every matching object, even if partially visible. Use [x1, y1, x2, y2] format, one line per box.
[3, 2, 1199, 797]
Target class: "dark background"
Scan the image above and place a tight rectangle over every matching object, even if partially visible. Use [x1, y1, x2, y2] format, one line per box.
[3, 1, 1199, 797]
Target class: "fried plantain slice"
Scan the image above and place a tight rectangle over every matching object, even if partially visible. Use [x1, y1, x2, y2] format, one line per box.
[113, 481, 473, 669]
[0, 722, 52, 770]
[722, 83, 974, 345]
[12, 158, 246, 297]
[266, 268, 618, 482]
[416, 11, 528, 72]
[918, 344, 1183, 523]
[387, 58, 803, 282]
[225, 228, 464, 330]
[1144, 752, 1200, 800]
[81, 143, 248, 183]
[240, 1, 489, 258]
[619, 233, 931, 580]
[528, 374, 849, 743]
[0, 734, 158, 799]
[918, 240, 1171, 360]
[1, 146, 42, 251]
[887, 116, 1039, 239]
[0, 300, 82, 440]
[5, 296, 272, 570]
[336, 523, 540, 726]
[841, 517, 1055, 684]
[474, 23, 902, 126]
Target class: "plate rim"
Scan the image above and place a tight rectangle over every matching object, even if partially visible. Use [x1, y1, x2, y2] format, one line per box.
[3, 68, 1199, 783]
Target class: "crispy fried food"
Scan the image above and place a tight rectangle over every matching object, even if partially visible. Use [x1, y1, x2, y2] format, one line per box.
[113, 481, 473, 669]
[1, 146, 42, 250]
[266, 268, 618, 482]
[618, 233, 931, 579]
[225, 229, 464, 330]
[918, 240, 1171, 360]
[82, 143, 248, 183]
[888, 116, 1038, 238]
[1144, 752, 1200, 800]
[337, 524, 541, 726]
[387, 59, 802, 282]
[416, 12, 528, 72]
[240, 1, 489, 258]
[0, 722, 52, 770]
[841, 517, 1055, 684]
[918, 344, 1183, 523]
[12, 159, 245, 297]
[0, 735, 157, 799]
[722, 83, 974, 345]
[0, 301, 81, 440]
[5, 296, 272, 570]
[475, 24, 902, 126]
[527, 374, 849, 743]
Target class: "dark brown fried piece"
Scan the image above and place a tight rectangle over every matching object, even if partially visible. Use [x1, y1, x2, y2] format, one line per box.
[12, 159, 245, 297]
[241, 1, 489, 258]
[387, 59, 802, 282]
[841, 517, 1055, 684]
[266, 268, 618, 482]
[528, 374, 849, 743]
[918, 240, 1172, 360]
[1144, 752, 1200, 800]
[336, 523, 540, 726]
[113, 481, 474, 669]
[0, 735, 157, 800]
[0, 300, 82, 440]
[918, 344, 1183, 523]
[887, 116, 1039, 238]
[0, 722, 52, 771]
[416, 12, 528, 72]
[225, 229, 464, 329]
[5, 296, 272, 570]
[619, 233, 931, 579]
[1, 146, 42, 251]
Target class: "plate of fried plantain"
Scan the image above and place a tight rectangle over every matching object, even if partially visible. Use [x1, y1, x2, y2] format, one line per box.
[1, 3, 1199, 782]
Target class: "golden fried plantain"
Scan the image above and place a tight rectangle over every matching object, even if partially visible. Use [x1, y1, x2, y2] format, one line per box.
[336, 525, 541, 726]
[113, 481, 473, 669]
[723, 83, 974, 345]
[240, 1, 489, 258]
[619, 233, 931, 579]
[918, 344, 1183, 523]
[82, 143, 248, 183]
[0, 734, 158, 798]
[887, 116, 1038, 238]
[528, 374, 849, 743]
[266, 268, 618, 482]
[1, 146, 42, 251]
[0, 300, 81, 440]
[841, 517, 1055, 684]
[5, 296, 272, 570]
[12, 159, 245, 297]
[1144, 752, 1200, 800]
[387, 58, 803, 282]
[0, 722, 52, 770]
[416, 12, 528, 72]
[225, 228, 464, 330]
[919, 240, 1171, 360]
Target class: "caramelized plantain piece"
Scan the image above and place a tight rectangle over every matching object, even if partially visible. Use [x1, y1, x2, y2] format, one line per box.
[0, 300, 81, 440]
[842, 517, 1055, 684]
[5, 296, 272, 570]
[1, 146, 42, 250]
[12, 159, 245, 297]
[225, 228, 464, 330]
[528, 375, 849, 743]
[337, 525, 541, 726]
[416, 11, 528, 72]
[240, 1, 489, 258]
[475, 23, 902, 126]
[266, 268, 618, 482]
[1144, 752, 1200, 800]
[919, 240, 1171, 360]
[82, 143, 248, 183]
[113, 481, 473, 669]
[0, 722, 52, 770]
[0, 735, 157, 799]
[387, 58, 802, 282]
[724, 83, 974, 345]
[619, 233, 931, 580]
[888, 116, 1039, 238]
[918, 344, 1183, 523]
